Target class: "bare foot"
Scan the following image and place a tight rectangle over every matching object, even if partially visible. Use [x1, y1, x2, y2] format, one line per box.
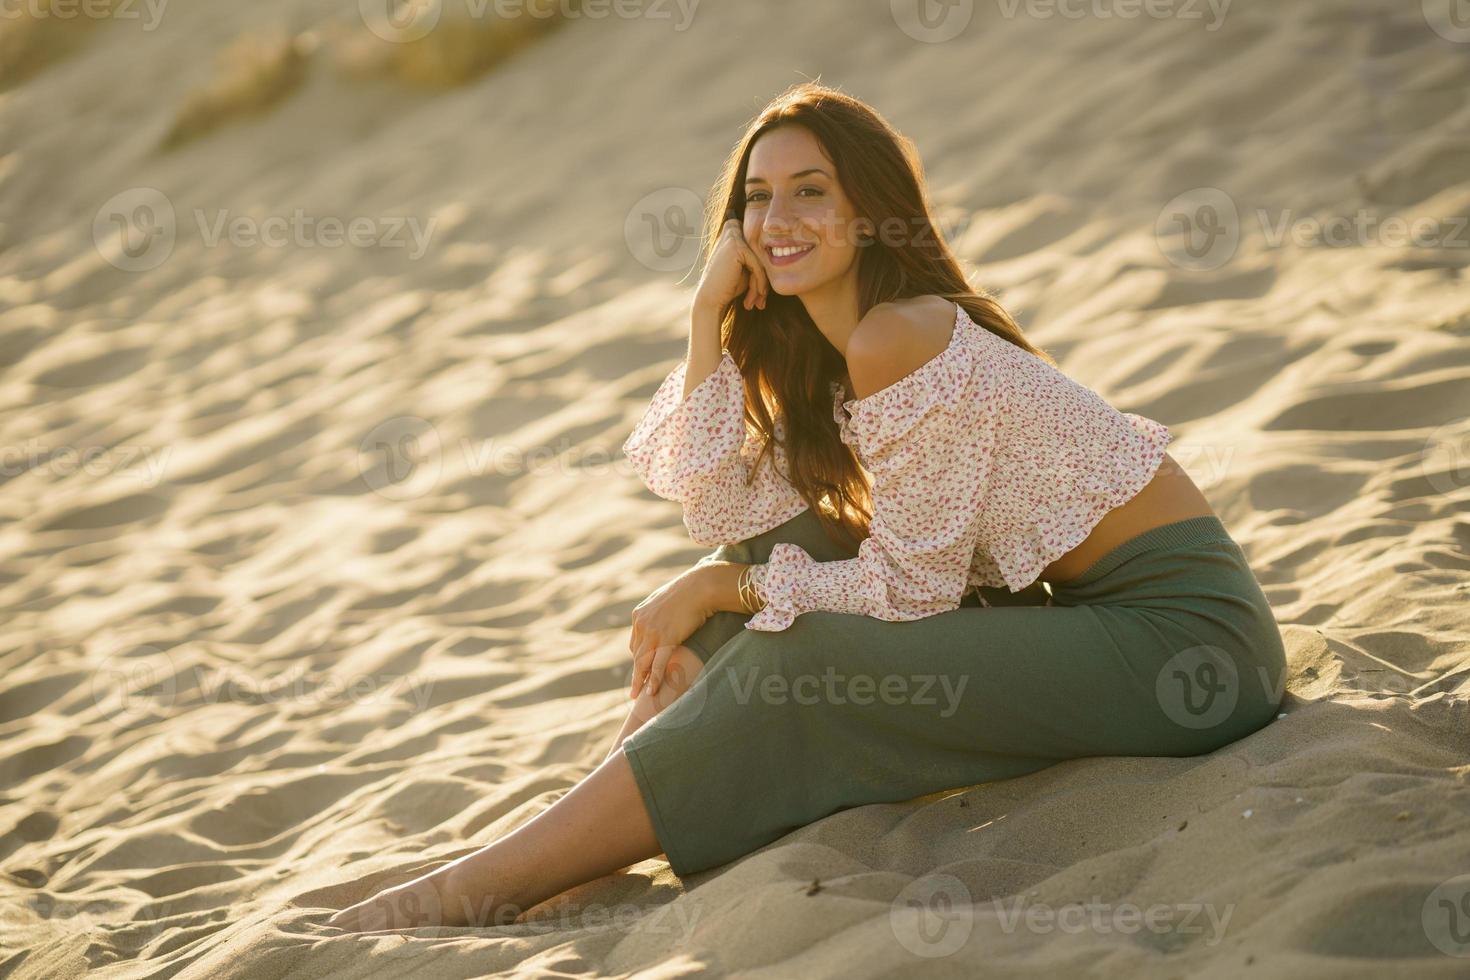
[326, 859, 523, 931]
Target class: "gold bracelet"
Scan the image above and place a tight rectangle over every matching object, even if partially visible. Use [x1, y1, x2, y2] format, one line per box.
[743, 567, 761, 614]
[738, 564, 765, 615]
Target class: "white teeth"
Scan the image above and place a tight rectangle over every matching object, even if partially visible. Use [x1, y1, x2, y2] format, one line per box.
[770, 244, 813, 257]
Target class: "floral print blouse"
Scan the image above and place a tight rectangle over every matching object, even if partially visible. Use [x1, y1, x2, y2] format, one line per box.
[621, 302, 1173, 632]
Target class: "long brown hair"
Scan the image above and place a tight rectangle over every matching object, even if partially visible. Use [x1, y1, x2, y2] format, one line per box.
[700, 80, 1057, 550]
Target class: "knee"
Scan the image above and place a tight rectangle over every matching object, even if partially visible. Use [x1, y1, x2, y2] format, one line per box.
[683, 608, 753, 665]
[701, 623, 788, 681]
[704, 615, 836, 680]
[706, 622, 780, 660]
[663, 644, 706, 693]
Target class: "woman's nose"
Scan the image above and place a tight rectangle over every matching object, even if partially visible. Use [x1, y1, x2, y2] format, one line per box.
[764, 198, 796, 231]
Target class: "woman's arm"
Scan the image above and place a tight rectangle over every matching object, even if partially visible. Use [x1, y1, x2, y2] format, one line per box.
[622, 323, 809, 547]
[681, 300, 726, 400]
[690, 559, 762, 615]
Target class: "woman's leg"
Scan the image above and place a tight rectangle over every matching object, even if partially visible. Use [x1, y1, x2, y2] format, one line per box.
[325, 519, 835, 933]
[604, 644, 706, 762]
[620, 517, 1285, 878]
[327, 748, 665, 931]
[323, 509, 1077, 931]
[330, 640, 717, 931]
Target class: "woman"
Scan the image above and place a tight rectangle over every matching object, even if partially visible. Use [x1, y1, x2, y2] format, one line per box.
[327, 81, 1286, 932]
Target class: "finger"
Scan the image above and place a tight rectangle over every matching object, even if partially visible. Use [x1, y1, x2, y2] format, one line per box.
[630, 653, 649, 699]
[743, 252, 762, 309]
[633, 641, 658, 692]
[741, 243, 769, 307]
[649, 645, 675, 696]
[751, 248, 771, 303]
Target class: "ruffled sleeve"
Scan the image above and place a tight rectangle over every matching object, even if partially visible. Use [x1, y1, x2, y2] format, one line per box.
[745, 332, 1000, 631]
[622, 350, 809, 547]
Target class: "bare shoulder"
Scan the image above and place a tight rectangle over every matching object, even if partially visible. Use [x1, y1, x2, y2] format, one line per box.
[846, 295, 958, 401]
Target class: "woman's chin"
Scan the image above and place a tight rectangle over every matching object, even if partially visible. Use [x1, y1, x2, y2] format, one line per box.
[778, 280, 826, 300]
[766, 272, 814, 296]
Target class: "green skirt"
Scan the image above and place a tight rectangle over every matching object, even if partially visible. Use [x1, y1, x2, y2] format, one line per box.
[621, 508, 1287, 877]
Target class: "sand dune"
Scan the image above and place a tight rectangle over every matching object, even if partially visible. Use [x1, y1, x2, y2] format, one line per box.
[2, 0, 1469, 976]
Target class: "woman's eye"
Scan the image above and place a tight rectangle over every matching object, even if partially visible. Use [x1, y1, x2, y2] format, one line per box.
[746, 187, 823, 204]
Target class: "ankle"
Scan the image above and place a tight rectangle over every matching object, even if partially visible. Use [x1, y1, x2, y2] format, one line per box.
[443, 859, 527, 927]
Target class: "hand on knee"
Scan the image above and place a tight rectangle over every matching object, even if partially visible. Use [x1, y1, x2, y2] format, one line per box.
[634, 644, 705, 709]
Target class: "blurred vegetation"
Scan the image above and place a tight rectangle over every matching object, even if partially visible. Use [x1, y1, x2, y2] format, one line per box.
[160, 29, 313, 151]
[331, 0, 575, 89]
[3, 0, 581, 149]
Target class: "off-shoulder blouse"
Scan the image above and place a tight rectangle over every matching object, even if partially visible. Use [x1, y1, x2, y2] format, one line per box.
[621, 302, 1173, 632]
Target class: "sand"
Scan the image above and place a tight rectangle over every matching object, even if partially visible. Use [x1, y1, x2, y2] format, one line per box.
[2, 0, 1469, 976]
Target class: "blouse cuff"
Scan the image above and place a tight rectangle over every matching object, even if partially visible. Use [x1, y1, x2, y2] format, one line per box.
[743, 542, 891, 632]
[744, 543, 813, 632]
[621, 351, 745, 500]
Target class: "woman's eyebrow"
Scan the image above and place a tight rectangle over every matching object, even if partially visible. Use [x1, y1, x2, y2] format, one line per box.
[745, 168, 831, 185]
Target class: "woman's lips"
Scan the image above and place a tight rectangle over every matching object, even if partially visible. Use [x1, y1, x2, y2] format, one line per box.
[766, 243, 815, 267]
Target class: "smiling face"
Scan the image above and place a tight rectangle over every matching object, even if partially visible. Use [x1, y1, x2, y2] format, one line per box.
[742, 124, 863, 299]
